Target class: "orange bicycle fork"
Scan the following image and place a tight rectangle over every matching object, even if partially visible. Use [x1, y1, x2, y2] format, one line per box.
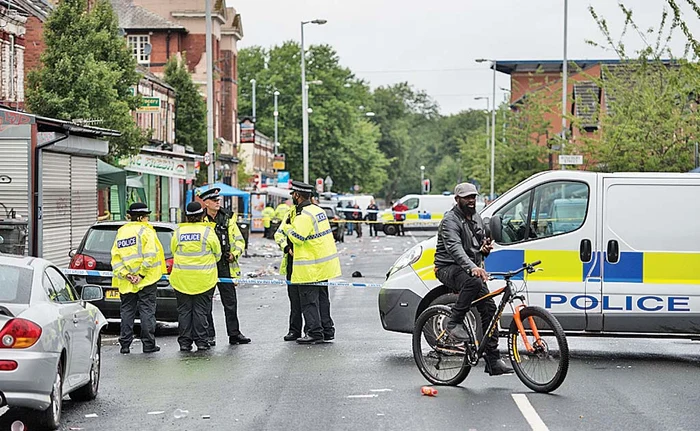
[513, 304, 542, 353]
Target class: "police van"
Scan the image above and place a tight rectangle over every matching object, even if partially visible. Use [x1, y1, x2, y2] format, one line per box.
[378, 170, 700, 338]
[379, 194, 485, 235]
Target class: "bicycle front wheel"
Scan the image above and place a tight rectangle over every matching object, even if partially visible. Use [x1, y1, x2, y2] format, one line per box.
[412, 305, 471, 386]
[508, 306, 569, 393]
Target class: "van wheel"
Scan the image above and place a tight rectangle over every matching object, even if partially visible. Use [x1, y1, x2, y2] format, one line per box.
[383, 224, 398, 236]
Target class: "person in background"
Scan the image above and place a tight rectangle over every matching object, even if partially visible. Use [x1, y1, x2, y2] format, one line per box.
[275, 200, 292, 222]
[366, 199, 379, 237]
[262, 205, 276, 239]
[393, 201, 409, 236]
[345, 202, 355, 236]
[352, 204, 363, 238]
[170, 202, 221, 351]
[110, 203, 166, 354]
[199, 187, 251, 346]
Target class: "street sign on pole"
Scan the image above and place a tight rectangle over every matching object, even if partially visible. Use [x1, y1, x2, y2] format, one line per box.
[558, 155, 583, 165]
[315, 178, 324, 193]
[204, 152, 212, 166]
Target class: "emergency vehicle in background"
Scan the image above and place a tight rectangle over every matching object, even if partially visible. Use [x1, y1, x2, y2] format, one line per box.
[379, 170, 700, 338]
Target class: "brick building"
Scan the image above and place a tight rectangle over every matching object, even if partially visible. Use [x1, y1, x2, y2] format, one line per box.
[112, 0, 244, 187]
[0, 0, 31, 109]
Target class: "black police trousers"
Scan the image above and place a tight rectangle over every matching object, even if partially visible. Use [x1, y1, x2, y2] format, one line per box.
[435, 265, 499, 359]
[207, 282, 242, 339]
[295, 282, 334, 340]
[176, 288, 214, 348]
[119, 284, 157, 352]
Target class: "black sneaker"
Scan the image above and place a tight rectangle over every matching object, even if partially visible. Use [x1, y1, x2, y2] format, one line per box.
[143, 345, 161, 353]
[180, 345, 193, 352]
[196, 344, 211, 351]
[208, 338, 216, 346]
[446, 322, 471, 341]
[324, 334, 335, 341]
[284, 332, 301, 341]
[120, 346, 130, 354]
[485, 358, 514, 376]
[229, 334, 251, 345]
[296, 335, 325, 344]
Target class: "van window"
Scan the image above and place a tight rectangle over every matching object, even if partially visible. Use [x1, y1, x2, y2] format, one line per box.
[493, 181, 589, 244]
[403, 198, 419, 210]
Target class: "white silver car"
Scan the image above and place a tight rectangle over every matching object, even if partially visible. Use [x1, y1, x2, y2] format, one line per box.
[0, 254, 106, 430]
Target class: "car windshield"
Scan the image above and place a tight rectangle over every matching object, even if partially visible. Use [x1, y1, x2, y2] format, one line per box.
[0, 264, 33, 304]
[83, 227, 173, 256]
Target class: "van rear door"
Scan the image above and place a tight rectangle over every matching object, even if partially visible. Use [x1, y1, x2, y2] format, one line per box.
[601, 175, 700, 334]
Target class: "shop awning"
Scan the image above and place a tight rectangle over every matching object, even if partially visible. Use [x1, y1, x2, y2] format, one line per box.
[97, 160, 126, 219]
[187, 183, 251, 216]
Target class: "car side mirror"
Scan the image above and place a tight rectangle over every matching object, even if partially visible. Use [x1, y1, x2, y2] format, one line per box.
[68, 249, 77, 258]
[489, 215, 504, 243]
[81, 285, 104, 302]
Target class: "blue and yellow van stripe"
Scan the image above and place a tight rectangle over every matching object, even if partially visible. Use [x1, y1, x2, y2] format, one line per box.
[414, 248, 700, 285]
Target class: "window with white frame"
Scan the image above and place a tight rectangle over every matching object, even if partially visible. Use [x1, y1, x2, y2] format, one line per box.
[127, 35, 151, 64]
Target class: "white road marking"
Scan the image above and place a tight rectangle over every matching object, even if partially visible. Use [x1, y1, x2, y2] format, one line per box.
[408, 232, 419, 244]
[511, 394, 549, 431]
[369, 388, 393, 392]
[347, 394, 379, 398]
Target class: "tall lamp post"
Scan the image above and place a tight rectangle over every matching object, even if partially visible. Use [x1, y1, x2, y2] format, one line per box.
[474, 96, 490, 150]
[251, 78, 257, 121]
[301, 19, 327, 183]
[273, 90, 280, 154]
[205, 0, 214, 183]
[420, 165, 425, 195]
[476, 58, 497, 200]
[561, 0, 569, 170]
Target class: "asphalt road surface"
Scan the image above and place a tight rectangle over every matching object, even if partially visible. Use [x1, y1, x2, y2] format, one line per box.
[2, 230, 699, 431]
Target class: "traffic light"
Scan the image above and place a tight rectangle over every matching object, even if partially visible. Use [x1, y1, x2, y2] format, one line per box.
[422, 179, 431, 194]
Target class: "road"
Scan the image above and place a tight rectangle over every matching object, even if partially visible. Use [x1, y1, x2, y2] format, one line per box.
[2, 230, 700, 431]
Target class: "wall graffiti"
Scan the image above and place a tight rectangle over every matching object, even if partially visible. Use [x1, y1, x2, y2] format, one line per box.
[0, 175, 11, 184]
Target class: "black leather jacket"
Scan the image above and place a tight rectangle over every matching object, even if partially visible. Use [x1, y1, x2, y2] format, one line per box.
[434, 205, 487, 272]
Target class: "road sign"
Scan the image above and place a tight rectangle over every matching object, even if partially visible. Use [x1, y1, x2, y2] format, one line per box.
[136, 97, 161, 112]
[316, 178, 324, 193]
[204, 152, 211, 166]
[558, 155, 584, 165]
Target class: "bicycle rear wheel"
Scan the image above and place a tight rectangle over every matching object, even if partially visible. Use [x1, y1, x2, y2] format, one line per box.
[412, 305, 471, 386]
[508, 306, 569, 393]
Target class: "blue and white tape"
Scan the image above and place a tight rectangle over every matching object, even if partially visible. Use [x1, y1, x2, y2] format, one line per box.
[61, 268, 383, 289]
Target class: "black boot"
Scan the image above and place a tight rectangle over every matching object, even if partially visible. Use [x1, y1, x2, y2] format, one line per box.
[484, 357, 514, 376]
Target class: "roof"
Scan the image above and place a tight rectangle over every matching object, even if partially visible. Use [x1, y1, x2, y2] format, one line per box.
[495, 59, 624, 75]
[8, 0, 51, 21]
[573, 81, 600, 129]
[111, 0, 186, 31]
[36, 115, 122, 138]
[137, 66, 175, 92]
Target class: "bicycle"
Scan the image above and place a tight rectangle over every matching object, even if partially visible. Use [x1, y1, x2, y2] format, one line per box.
[412, 260, 569, 393]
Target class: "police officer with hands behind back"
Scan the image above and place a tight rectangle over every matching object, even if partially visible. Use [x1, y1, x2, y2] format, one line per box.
[434, 182, 513, 376]
[198, 187, 251, 345]
[280, 180, 341, 344]
[110, 203, 166, 355]
[170, 202, 222, 352]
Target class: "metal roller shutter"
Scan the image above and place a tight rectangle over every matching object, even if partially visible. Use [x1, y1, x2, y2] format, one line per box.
[0, 140, 29, 220]
[41, 152, 71, 266]
[70, 156, 97, 252]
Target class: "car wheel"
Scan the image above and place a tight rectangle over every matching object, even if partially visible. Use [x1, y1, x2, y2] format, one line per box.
[69, 335, 100, 401]
[383, 224, 398, 236]
[37, 360, 63, 430]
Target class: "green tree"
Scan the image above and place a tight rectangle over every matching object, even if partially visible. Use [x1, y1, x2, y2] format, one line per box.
[26, 0, 147, 160]
[238, 42, 387, 193]
[163, 54, 207, 154]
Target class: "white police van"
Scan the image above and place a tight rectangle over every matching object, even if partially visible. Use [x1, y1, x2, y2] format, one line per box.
[379, 170, 700, 337]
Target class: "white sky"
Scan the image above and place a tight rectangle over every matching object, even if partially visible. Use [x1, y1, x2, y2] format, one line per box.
[234, 1, 700, 114]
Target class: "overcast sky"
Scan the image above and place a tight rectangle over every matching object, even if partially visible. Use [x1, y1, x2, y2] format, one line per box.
[234, 1, 700, 115]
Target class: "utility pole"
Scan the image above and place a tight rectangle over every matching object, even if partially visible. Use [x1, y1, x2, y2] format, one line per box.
[205, 0, 214, 183]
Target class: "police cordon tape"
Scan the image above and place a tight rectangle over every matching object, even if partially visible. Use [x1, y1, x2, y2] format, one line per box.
[61, 268, 384, 288]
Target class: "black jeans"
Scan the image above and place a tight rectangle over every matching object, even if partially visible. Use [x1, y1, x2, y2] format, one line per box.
[296, 282, 335, 340]
[368, 221, 378, 236]
[436, 265, 499, 359]
[287, 283, 302, 336]
[207, 282, 242, 340]
[176, 288, 214, 348]
[119, 284, 157, 351]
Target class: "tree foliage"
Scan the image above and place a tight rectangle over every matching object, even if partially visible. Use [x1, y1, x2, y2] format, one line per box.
[26, 0, 147, 160]
[163, 54, 207, 155]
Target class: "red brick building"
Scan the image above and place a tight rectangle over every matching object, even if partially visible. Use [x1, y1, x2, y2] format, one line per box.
[113, 0, 244, 187]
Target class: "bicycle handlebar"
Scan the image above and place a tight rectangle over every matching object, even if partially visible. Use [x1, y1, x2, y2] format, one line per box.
[488, 260, 541, 280]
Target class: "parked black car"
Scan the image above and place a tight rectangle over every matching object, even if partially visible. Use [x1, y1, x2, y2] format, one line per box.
[68, 221, 178, 322]
[318, 203, 345, 243]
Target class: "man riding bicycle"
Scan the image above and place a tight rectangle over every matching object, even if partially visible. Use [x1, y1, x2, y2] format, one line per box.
[434, 183, 514, 376]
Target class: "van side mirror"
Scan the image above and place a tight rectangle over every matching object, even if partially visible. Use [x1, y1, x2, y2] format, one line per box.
[489, 215, 504, 243]
[81, 285, 104, 302]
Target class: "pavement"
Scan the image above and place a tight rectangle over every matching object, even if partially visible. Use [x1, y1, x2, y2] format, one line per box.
[2, 230, 700, 431]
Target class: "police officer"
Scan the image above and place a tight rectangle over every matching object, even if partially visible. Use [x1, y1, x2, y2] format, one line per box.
[280, 181, 342, 344]
[110, 203, 166, 354]
[198, 187, 251, 345]
[262, 205, 275, 239]
[275, 200, 291, 222]
[170, 202, 222, 351]
[274, 206, 302, 341]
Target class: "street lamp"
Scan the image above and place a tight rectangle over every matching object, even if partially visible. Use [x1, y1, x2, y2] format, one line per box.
[420, 165, 425, 195]
[250, 78, 257, 121]
[474, 96, 490, 150]
[301, 18, 327, 183]
[476, 58, 497, 200]
[273, 90, 280, 154]
[561, 0, 569, 170]
[365, 112, 376, 117]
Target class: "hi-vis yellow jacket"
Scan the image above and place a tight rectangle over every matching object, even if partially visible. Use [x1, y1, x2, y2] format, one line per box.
[275, 210, 295, 276]
[262, 206, 275, 228]
[282, 203, 341, 283]
[110, 221, 166, 294]
[169, 222, 222, 295]
[275, 203, 291, 221]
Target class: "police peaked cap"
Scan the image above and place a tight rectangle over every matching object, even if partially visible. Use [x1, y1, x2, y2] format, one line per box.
[290, 180, 314, 194]
[128, 202, 151, 215]
[186, 202, 204, 216]
[198, 187, 221, 201]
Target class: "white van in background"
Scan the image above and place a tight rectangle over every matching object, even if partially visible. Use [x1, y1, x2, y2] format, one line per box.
[380, 193, 485, 235]
[337, 195, 375, 217]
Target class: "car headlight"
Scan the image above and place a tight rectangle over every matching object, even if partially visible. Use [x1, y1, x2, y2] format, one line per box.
[387, 245, 423, 278]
